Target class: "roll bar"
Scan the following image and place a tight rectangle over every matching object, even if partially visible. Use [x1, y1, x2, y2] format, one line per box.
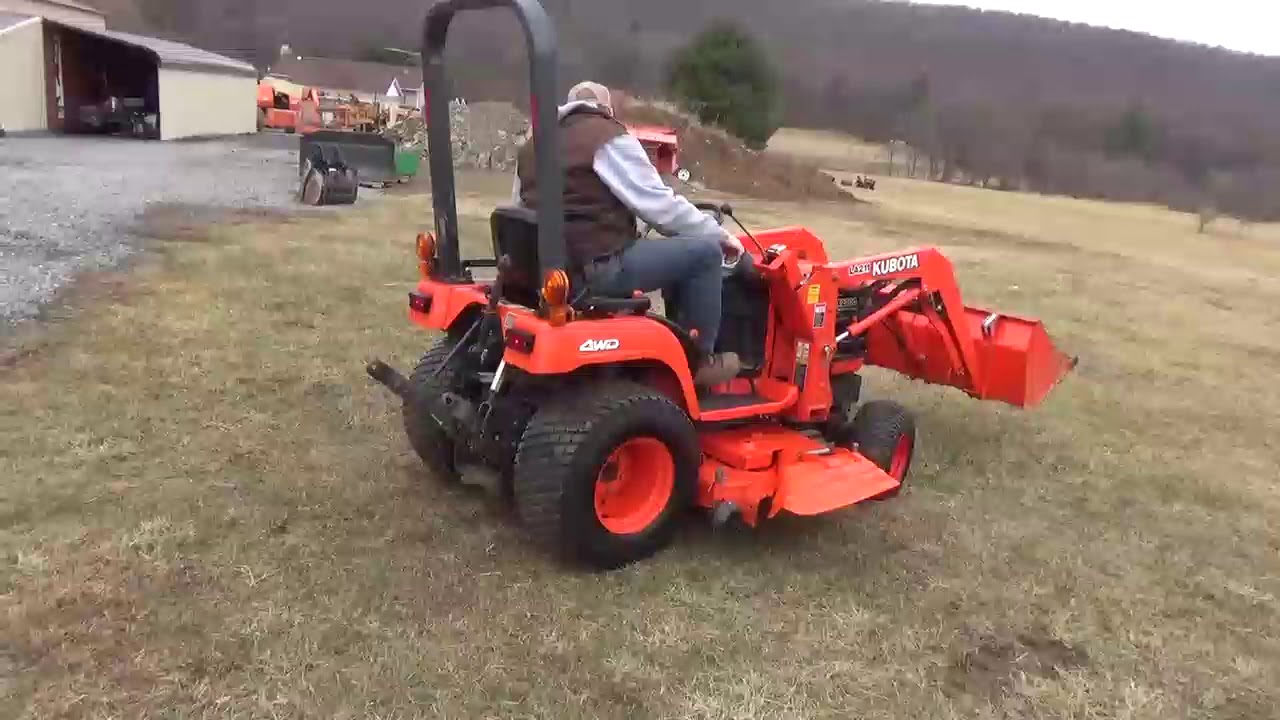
[421, 0, 564, 281]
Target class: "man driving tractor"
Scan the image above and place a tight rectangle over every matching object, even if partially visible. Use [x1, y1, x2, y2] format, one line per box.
[511, 81, 745, 386]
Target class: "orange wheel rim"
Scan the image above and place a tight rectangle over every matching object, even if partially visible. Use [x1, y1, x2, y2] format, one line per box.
[593, 437, 675, 535]
[889, 434, 912, 481]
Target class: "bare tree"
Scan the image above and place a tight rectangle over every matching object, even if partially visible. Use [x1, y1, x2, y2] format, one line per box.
[886, 139, 906, 177]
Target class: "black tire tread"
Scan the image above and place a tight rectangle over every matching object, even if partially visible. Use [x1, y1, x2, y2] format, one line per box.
[514, 381, 698, 568]
[403, 337, 463, 481]
[850, 400, 917, 489]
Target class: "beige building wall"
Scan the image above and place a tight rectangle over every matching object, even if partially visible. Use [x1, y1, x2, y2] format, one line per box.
[0, 17, 47, 132]
[0, 0, 104, 29]
[158, 68, 257, 140]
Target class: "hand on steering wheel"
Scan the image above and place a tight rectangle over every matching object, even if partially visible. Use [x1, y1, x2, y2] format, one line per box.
[692, 202, 742, 267]
[719, 231, 745, 268]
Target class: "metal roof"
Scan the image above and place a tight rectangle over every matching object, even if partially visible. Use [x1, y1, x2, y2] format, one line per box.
[0, 12, 38, 31]
[42, 19, 257, 78]
[48, 0, 103, 13]
[97, 29, 257, 77]
[267, 57, 422, 96]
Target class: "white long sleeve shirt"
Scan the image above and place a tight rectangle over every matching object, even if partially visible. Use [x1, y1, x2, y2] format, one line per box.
[511, 101, 725, 240]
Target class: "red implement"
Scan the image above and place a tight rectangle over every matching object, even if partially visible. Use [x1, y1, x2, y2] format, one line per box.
[826, 245, 1077, 409]
[698, 426, 901, 526]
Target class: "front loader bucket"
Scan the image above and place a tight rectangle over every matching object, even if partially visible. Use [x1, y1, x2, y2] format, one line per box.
[300, 130, 397, 186]
[865, 307, 1076, 408]
[963, 308, 1077, 407]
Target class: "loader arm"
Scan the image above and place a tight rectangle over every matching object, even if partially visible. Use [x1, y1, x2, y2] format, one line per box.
[831, 247, 1075, 408]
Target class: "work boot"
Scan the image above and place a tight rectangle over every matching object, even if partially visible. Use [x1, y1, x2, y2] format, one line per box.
[695, 352, 741, 387]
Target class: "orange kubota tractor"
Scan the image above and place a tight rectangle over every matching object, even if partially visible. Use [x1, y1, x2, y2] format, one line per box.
[368, 0, 1077, 570]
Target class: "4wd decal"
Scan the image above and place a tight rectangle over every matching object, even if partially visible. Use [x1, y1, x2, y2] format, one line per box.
[579, 339, 621, 353]
[849, 253, 921, 277]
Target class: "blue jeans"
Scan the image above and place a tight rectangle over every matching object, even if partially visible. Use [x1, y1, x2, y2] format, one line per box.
[584, 232, 724, 354]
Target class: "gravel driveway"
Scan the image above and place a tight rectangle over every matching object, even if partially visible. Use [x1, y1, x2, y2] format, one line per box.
[0, 133, 302, 328]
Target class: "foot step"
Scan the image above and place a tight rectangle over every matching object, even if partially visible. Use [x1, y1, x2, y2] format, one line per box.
[698, 392, 767, 412]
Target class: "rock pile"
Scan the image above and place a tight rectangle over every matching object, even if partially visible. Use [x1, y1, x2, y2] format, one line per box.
[383, 100, 530, 171]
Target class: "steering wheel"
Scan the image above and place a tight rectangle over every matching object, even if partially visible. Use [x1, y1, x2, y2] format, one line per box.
[640, 201, 747, 275]
[695, 202, 752, 276]
[693, 201, 727, 226]
[691, 202, 744, 270]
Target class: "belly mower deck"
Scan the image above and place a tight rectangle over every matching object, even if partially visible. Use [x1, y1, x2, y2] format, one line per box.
[697, 424, 902, 527]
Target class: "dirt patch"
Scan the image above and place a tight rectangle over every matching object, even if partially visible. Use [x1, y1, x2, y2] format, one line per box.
[946, 630, 1089, 701]
[133, 202, 298, 243]
[0, 269, 139, 371]
[0, 341, 46, 372]
[617, 99, 853, 204]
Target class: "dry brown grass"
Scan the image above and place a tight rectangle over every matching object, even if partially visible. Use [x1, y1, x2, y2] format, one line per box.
[3, 168, 1280, 718]
[768, 128, 893, 175]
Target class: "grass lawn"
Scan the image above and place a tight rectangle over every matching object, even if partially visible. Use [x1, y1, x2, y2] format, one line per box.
[3, 170, 1279, 719]
[768, 128, 893, 175]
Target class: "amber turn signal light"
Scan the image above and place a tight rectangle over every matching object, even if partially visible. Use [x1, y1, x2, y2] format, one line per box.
[541, 269, 569, 305]
[541, 269, 572, 326]
[416, 232, 436, 278]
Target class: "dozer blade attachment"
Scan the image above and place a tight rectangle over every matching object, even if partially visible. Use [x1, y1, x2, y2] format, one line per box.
[300, 130, 398, 186]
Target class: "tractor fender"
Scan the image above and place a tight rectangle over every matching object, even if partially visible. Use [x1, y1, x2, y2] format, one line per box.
[408, 281, 487, 333]
[501, 311, 700, 412]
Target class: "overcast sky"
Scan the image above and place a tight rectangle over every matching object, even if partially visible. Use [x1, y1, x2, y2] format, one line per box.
[908, 1, 1279, 57]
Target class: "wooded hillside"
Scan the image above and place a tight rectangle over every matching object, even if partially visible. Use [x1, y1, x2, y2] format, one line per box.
[95, 0, 1280, 220]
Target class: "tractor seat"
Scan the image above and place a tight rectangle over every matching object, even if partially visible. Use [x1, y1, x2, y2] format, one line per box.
[490, 206, 543, 308]
[490, 206, 703, 372]
[490, 206, 650, 316]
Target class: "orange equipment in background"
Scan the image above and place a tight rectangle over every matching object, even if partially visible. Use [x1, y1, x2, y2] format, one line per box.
[257, 81, 319, 134]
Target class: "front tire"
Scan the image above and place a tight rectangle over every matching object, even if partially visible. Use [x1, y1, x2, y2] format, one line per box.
[848, 400, 917, 497]
[513, 382, 699, 569]
[403, 337, 465, 483]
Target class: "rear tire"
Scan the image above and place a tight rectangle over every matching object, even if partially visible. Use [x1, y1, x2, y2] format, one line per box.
[513, 382, 699, 570]
[403, 337, 464, 483]
[848, 400, 916, 497]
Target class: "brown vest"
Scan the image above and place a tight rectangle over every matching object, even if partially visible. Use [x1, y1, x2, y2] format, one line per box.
[516, 106, 638, 267]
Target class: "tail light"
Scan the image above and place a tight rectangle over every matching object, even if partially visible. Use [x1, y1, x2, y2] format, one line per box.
[505, 328, 536, 353]
[408, 291, 430, 313]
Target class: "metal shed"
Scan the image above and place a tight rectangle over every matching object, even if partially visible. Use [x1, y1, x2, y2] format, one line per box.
[0, 13, 47, 133]
[0, 14, 258, 140]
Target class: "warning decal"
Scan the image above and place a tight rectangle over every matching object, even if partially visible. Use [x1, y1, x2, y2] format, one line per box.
[813, 303, 827, 328]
